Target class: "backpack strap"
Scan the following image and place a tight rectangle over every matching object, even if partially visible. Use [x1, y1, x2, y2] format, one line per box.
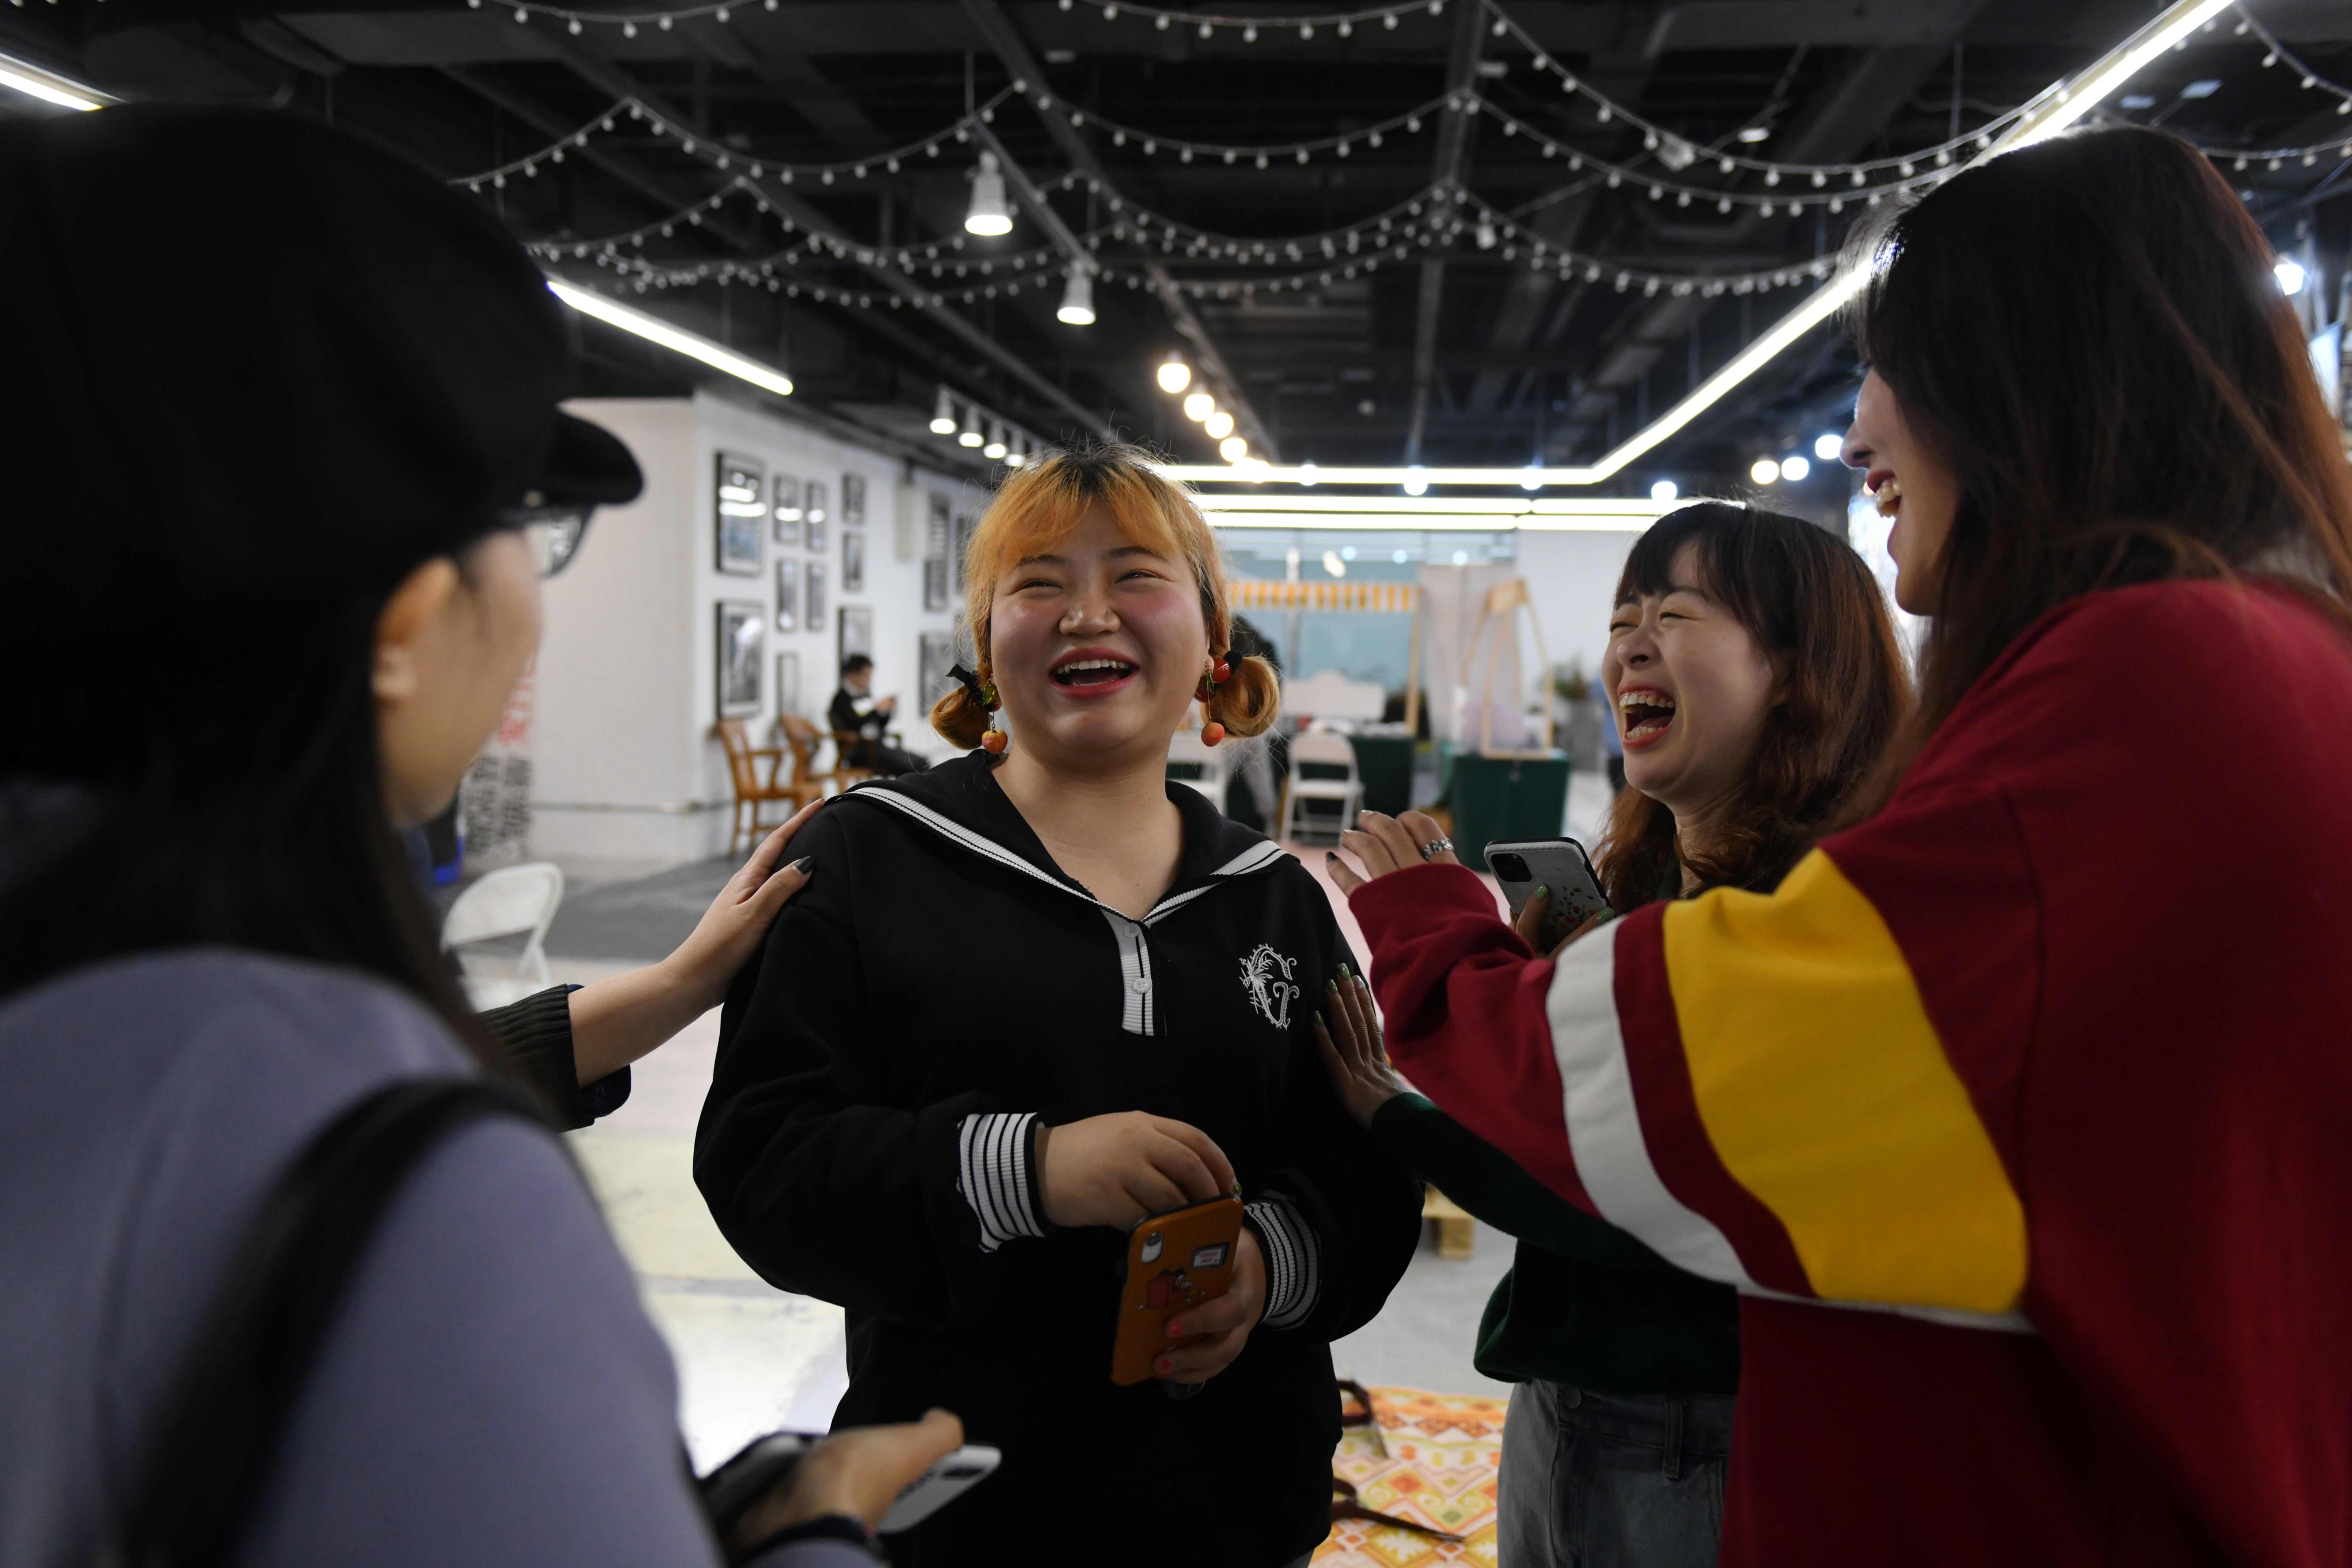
[103, 1076, 556, 1568]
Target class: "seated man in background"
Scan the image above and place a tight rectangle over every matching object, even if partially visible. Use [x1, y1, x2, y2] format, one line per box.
[828, 655, 926, 775]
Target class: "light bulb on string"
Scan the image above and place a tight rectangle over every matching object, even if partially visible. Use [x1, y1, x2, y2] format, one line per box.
[1157, 357, 1192, 393]
[1183, 392, 1215, 422]
[1750, 457, 1782, 485]
[1203, 410, 1235, 440]
[1219, 435, 1249, 463]
[984, 423, 1009, 460]
[959, 405, 986, 448]
[930, 387, 957, 435]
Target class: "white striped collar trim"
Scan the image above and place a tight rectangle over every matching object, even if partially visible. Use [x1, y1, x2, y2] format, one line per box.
[842, 785, 1289, 925]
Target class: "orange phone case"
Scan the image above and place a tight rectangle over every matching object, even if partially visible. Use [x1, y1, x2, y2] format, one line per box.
[1110, 1196, 1245, 1386]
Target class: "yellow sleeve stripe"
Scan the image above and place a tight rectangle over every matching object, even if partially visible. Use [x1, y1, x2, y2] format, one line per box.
[1659, 851, 2029, 1315]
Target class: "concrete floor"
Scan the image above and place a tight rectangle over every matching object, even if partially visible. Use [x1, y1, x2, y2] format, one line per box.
[532, 771, 1617, 1458]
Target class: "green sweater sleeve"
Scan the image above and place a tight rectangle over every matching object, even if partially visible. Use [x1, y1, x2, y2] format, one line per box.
[1369, 1091, 1678, 1269]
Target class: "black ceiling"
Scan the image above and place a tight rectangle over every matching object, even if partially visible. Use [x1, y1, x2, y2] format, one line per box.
[6, 0, 2348, 490]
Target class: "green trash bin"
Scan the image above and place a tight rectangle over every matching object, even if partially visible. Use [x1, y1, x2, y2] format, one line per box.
[1451, 751, 1572, 872]
[1347, 733, 1416, 817]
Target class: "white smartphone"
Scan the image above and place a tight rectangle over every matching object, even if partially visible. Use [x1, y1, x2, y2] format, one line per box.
[877, 1443, 1002, 1534]
[1484, 837, 1612, 949]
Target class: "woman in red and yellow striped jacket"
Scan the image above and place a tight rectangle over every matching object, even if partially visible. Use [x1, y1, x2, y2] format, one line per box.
[1333, 126, 2352, 1566]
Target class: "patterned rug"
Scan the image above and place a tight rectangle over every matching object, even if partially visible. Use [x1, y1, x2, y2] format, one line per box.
[1312, 1387, 1506, 1566]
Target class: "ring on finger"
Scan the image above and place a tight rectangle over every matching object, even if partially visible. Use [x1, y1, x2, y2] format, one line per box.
[1420, 837, 1454, 861]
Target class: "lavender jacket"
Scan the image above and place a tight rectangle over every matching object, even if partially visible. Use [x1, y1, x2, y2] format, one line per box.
[0, 949, 870, 1568]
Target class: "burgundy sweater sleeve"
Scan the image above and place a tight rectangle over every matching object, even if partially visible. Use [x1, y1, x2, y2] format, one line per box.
[1350, 863, 1595, 1212]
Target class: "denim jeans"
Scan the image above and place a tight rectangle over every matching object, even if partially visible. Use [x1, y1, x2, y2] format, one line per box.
[1497, 1381, 1735, 1568]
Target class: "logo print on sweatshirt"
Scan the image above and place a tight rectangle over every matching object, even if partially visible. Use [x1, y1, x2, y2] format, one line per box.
[1238, 944, 1301, 1031]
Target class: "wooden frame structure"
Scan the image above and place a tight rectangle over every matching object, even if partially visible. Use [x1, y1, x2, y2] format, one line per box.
[1460, 578, 1555, 756]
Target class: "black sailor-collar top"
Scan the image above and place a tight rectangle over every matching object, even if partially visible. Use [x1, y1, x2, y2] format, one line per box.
[699, 746, 1421, 1423]
[832, 750, 1306, 1039]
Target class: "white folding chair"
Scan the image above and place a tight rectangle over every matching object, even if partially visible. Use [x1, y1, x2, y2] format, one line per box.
[1280, 729, 1365, 844]
[1167, 728, 1232, 809]
[441, 862, 565, 1009]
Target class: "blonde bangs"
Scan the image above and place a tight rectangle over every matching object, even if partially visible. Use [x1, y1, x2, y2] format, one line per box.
[934, 441, 1283, 746]
[960, 447, 1227, 650]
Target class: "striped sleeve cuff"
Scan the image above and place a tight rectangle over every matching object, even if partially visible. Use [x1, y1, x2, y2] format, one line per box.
[955, 1113, 1048, 1253]
[1246, 1193, 1323, 1330]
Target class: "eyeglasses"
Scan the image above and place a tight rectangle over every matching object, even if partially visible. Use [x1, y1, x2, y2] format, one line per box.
[501, 505, 594, 578]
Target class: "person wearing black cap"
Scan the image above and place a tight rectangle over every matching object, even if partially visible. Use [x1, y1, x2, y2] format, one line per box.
[0, 106, 957, 1566]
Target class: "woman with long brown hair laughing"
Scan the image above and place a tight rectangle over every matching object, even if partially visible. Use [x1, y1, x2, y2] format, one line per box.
[1332, 126, 2352, 1565]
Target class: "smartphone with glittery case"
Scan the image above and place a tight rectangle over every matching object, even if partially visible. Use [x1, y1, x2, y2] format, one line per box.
[1487, 837, 1611, 949]
[1110, 1196, 1243, 1386]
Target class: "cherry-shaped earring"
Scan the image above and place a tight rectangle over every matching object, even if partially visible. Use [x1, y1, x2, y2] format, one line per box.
[979, 678, 1007, 755]
[1196, 653, 1231, 746]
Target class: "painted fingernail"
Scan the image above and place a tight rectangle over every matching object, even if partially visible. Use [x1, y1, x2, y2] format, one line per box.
[791, 856, 815, 873]
[1157, 1358, 1174, 1374]
[1315, 1009, 1326, 1026]
[1165, 1320, 1185, 1337]
[1337, 961, 1352, 979]
[1326, 977, 1338, 991]
[1533, 883, 1548, 899]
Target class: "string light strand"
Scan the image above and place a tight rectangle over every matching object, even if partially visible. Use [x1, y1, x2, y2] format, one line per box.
[453, 87, 1020, 190]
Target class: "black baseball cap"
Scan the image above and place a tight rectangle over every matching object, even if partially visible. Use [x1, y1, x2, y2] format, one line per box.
[0, 104, 640, 607]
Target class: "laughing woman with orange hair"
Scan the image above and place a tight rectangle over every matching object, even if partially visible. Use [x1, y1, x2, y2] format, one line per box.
[698, 445, 1421, 1568]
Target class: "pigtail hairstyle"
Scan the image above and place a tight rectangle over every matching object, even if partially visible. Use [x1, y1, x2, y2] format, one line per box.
[930, 442, 1280, 747]
[929, 670, 995, 750]
[1200, 646, 1281, 739]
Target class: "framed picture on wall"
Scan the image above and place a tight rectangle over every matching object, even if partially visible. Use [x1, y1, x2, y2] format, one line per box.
[922, 492, 952, 612]
[717, 601, 764, 718]
[805, 561, 828, 629]
[774, 558, 800, 633]
[771, 474, 803, 547]
[805, 480, 829, 552]
[840, 472, 867, 526]
[777, 651, 802, 717]
[843, 528, 866, 595]
[716, 454, 766, 577]
[839, 604, 874, 668]
[918, 631, 958, 715]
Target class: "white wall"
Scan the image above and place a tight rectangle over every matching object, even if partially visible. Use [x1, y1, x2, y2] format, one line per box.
[534, 399, 701, 862]
[531, 391, 976, 865]
[1513, 527, 1640, 689]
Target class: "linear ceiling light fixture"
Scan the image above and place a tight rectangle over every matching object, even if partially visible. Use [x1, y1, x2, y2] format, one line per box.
[0, 53, 107, 112]
[1204, 504, 1671, 534]
[546, 279, 794, 397]
[1191, 493, 1676, 517]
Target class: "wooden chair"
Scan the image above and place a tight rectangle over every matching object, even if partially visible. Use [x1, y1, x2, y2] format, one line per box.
[779, 713, 872, 806]
[713, 718, 795, 856]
